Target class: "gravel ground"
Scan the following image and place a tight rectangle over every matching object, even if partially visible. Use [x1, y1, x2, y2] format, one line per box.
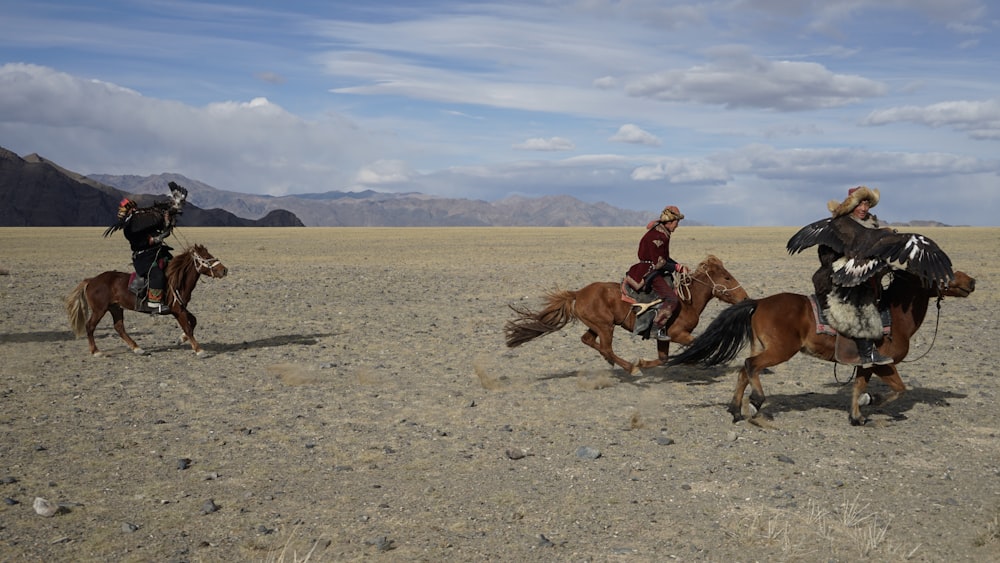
[0, 226, 998, 562]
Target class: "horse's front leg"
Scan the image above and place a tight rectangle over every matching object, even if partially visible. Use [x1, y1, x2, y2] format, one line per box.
[849, 369, 874, 426]
[851, 365, 906, 425]
[173, 310, 204, 355]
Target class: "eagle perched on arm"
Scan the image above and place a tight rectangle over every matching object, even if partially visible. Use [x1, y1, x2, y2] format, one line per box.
[787, 209, 954, 289]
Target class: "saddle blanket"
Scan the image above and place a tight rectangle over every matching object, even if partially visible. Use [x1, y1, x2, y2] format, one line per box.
[808, 295, 890, 337]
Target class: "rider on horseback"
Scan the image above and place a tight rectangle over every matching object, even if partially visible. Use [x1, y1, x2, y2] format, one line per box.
[625, 205, 688, 341]
[103, 182, 188, 313]
[813, 186, 894, 367]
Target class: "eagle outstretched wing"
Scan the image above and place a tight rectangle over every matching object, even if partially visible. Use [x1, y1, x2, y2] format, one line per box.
[786, 217, 844, 255]
[787, 215, 954, 288]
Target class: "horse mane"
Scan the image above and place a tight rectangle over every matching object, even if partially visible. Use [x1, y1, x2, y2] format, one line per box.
[165, 244, 206, 293]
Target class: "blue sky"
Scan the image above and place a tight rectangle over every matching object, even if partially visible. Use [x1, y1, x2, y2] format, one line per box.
[1, 0, 998, 225]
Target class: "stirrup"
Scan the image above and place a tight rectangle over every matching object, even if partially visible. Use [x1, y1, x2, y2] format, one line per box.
[655, 326, 671, 341]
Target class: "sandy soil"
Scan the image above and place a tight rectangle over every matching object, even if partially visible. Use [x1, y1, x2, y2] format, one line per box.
[0, 225, 998, 562]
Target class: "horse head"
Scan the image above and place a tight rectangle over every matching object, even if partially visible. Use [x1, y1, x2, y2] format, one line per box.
[696, 254, 749, 305]
[189, 244, 229, 279]
[941, 270, 975, 298]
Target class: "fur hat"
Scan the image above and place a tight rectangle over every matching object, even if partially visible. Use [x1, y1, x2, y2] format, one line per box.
[659, 205, 684, 222]
[827, 186, 879, 217]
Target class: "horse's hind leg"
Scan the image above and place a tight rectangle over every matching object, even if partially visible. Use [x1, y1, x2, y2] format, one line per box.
[728, 366, 752, 422]
[581, 327, 637, 375]
[109, 305, 145, 355]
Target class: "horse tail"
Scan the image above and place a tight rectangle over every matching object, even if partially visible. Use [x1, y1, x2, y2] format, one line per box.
[504, 289, 578, 348]
[65, 279, 90, 337]
[667, 299, 758, 367]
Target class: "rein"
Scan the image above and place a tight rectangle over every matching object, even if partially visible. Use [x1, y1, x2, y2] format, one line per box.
[833, 293, 946, 384]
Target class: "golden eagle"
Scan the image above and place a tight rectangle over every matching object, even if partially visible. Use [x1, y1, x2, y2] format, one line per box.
[787, 214, 954, 288]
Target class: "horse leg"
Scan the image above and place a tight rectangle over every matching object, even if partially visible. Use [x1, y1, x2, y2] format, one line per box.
[85, 305, 106, 356]
[581, 327, 637, 375]
[637, 340, 670, 370]
[849, 365, 905, 425]
[174, 310, 204, 355]
[728, 365, 752, 422]
[108, 305, 145, 355]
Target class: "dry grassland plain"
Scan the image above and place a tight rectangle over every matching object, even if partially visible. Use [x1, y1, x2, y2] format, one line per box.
[1, 226, 998, 561]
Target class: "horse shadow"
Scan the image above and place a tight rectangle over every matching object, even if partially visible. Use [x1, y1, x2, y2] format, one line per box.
[189, 332, 341, 354]
[746, 382, 967, 420]
[536, 363, 731, 389]
[0, 331, 75, 344]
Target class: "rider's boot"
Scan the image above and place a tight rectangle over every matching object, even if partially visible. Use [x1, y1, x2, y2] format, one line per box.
[854, 338, 893, 367]
[147, 288, 166, 313]
[653, 304, 675, 341]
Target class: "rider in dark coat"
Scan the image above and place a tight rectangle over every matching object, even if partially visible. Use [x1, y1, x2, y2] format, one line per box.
[625, 205, 688, 341]
[788, 186, 953, 367]
[104, 182, 188, 313]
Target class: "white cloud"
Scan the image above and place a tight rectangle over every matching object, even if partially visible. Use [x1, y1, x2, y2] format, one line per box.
[862, 99, 1000, 140]
[512, 137, 576, 151]
[625, 46, 887, 111]
[609, 124, 661, 146]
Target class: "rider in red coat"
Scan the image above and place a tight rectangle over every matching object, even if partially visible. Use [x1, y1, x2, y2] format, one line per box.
[625, 205, 688, 340]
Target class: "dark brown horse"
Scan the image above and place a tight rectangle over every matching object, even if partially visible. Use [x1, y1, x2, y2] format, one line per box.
[505, 255, 749, 375]
[65, 244, 228, 356]
[668, 270, 976, 425]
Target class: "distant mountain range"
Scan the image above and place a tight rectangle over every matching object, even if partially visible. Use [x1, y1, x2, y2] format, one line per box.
[0, 147, 304, 227]
[87, 174, 660, 227]
[0, 146, 662, 227]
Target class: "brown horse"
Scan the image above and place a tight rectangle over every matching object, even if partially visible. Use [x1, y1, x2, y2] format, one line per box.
[65, 244, 228, 356]
[505, 255, 749, 375]
[668, 270, 976, 425]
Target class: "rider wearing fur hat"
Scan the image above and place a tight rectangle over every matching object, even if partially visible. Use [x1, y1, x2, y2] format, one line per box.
[625, 205, 689, 341]
[813, 186, 893, 366]
[104, 182, 188, 313]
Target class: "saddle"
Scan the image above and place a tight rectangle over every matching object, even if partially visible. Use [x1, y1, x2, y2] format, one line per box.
[127, 273, 170, 315]
[808, 295, 891, 365]
[620, 275, 674, 338]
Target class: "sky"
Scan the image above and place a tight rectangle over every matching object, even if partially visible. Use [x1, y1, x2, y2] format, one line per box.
[1, 0, 998, 226]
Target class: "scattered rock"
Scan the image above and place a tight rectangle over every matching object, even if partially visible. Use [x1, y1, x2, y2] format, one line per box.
[655, 436, 675, 446]
[122, 522, 140, 533]
[201, 499, 220, 514]
[33, 497, 60, 517]
[506, 448, 527, 460]
[537, 534, 555, 547]
[366, 536, 396, 552]
[775, 454, 795, 464]
[575, 446, 601, 460]
[177, 458, 192, 470]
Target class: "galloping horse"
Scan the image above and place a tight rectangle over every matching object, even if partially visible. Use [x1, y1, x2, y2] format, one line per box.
[505, 255, 749, 375]
[668, 270, 976, 425]
[65, 244, 228, 356]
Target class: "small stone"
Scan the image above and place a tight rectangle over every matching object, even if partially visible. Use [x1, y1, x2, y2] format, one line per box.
[177, 458, 192, 470]
[4, 497, 18, 505]
[776, 454, 795, 464]
[201, 499, 220, 514]
[506, 448, 526, 460]
[33, 497, 59, 517]
[655, 436, 675, 446]
[122, 522, 139, 533]
[575, 446, 601, 460]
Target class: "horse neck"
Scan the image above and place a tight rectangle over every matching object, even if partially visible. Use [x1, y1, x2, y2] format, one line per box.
[886, 279, 933, 336]
[685, 270, 716, 313]
[167, 253, 200, 302]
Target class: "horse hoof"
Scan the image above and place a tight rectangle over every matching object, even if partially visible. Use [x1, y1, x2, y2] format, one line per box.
[858, 393, 872, 406]
[629, 366, 642, 376]
[195, 350, 207, 357]
[91, 351, 103, 357]
[849, 415, 869, 426]
[132, 347, 146, 355]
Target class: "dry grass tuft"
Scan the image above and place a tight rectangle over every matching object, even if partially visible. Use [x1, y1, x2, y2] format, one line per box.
[725, 495, 918, 560]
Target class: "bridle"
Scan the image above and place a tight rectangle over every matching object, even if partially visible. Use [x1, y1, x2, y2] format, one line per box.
[681, 264, 744, 303]
[192, 250, 224, 278]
